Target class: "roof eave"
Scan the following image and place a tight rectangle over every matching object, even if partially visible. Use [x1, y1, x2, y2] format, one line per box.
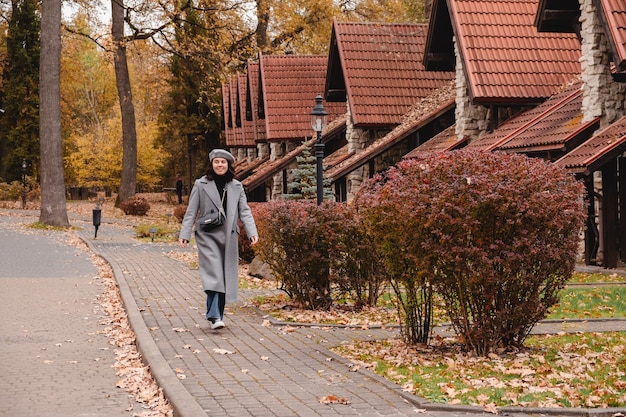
[423, 0, 455, 71]
[535, 0, 581, 34]
[327, 99, 455, 180]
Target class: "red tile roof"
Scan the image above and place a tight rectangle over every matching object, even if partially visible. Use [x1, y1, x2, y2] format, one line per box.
[497, 83, 599, 155]
[427, 0, 581, 104]
[258, 53, 345, 141]
[234, 155, 269, 181]
[325, 81, 456, 180]
[403, 125, 468, 159]
[246, 62, 266, 143]
[242, 116, 348, 192]
[325, 19, 455, 127]
[466, 78, 600, 155]
[228, 75, 244, 147]
[222, 83, 234, 146]
[238, 74, 256, 147]
[597, 0, 626, 72]
[554, 114, 626, 175]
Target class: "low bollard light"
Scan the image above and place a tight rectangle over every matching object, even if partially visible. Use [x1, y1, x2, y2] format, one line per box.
[93, 199, 103, 239]
[149, 227, 157, 242]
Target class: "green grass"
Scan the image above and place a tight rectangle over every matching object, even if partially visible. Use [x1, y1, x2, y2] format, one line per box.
[29, 221, 78, 231]
[548, 285, 626, 319]
[134, 223, 180, 242]
[333, 332, 626, 409]
[568, 271, 626, 284]
[250, 270, 626, 327]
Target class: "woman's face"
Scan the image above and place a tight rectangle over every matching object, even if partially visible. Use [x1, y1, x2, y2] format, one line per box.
[212, 157, 229, 176]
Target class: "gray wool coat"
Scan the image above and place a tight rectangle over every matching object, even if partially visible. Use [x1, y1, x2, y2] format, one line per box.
[179, 176, 258, 303]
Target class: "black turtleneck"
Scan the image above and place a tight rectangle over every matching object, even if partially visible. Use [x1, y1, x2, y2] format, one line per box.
[214, 176, 228, 212]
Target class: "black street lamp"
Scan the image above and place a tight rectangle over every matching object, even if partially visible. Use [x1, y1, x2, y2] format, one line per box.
[310, 94, 327, 205]
[21, 159, 27, 209]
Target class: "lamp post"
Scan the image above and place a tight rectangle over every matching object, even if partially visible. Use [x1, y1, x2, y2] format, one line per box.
[21, 159, 27, 209]
[310, 94, 328, 205]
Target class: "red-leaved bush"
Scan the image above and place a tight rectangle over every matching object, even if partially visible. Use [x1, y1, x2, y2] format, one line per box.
[356, 150, 586, 353]
[254, 200, 385, 310]
[254, 200, 335, 309]
[354, 166, 435, 344]
[120, 196, 150, 216]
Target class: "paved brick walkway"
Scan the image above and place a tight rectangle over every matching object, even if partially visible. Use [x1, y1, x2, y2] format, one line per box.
[0, 214, 133, 417]
[3, 209, 626, 417]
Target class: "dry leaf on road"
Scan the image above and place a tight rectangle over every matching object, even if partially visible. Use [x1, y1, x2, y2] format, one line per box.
[319, 395, 351, 405]
[213, 348, 234, 355]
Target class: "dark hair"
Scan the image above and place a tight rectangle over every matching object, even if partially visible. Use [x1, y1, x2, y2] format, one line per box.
[204, 160, 235, 181]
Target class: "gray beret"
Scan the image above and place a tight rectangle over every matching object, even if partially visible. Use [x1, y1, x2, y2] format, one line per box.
[209, 149, 235, 163]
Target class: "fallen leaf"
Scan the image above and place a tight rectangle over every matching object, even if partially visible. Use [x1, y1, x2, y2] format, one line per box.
[319, 395, 351, 405]
[173, 327, 190, 332]
[483, 402, 499, 414]
[213, 348, 234, 355]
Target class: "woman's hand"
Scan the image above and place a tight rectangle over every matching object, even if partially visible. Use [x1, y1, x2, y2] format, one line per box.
[249, 236, 259, 245]
[178, 238, 188, 248]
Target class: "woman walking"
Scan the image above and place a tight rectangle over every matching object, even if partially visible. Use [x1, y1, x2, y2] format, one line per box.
[178, 149, 259, 329]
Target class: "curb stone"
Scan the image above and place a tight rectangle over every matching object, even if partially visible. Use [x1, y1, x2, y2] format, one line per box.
[80, 235, 207, 417]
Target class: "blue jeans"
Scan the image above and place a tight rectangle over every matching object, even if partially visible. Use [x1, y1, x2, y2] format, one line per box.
[205, 290, 225, 322]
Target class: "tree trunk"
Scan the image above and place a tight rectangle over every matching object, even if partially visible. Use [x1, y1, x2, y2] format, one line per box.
[112, 0, 137, 205]
[39, 0, 68, 226]
[256, 0, 269, 50]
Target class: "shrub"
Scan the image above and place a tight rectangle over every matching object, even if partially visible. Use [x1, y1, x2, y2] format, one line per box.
[0, 177, 38, 202]
[254, 200, 385, 310]
[135, 223, 178, 239]
[120, 196, 150, 216]
[173, 204, 187, 222]
[331, 202, 387, 307]
[354, 171, 434, 344]
[359, 150, 586, 354]
[255, 200, 352, 310]
[238, 203, 260, 263]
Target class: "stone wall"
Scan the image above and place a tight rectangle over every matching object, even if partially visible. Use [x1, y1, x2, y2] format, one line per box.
[269, 141, 300, 200]
[453, 38, 489, 141]
[578, 0, 626, 265]
[270, 142, 284, 200]
[579, 0, 626, 126]
[247, 147, 258, 162]
[257, 143, 270, 160]
[256, 143, 271, 202]
[345, 100, 370, 201]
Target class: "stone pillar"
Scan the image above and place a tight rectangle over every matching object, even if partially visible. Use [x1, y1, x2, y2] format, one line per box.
[345, 101, 372, 201]
[579, 0, 626, 126]
[257, 143, 270, 159]
[453, 37, 489, 142]
[247, 147, 258, 162]
[269, 142, 285, 200]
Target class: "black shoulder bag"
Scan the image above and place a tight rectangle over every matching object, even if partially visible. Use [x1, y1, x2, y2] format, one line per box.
[198, 189, 226, 232]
